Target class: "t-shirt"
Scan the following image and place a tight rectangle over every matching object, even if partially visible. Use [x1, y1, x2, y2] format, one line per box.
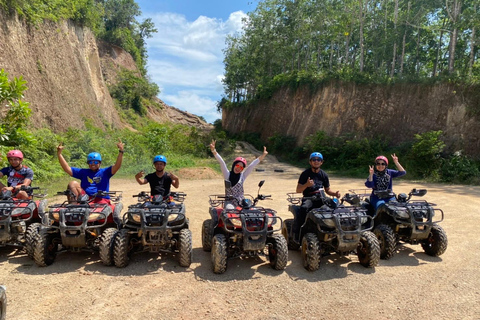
[298, 168, 331, 197]
[0, 166, 34, 187]
[145, 172, 173, 196]
[71, 166, 113, 198]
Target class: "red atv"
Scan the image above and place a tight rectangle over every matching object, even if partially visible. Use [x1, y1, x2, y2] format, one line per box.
[202, 180, 287, 274]
[33, 190, 123, 267]
[0, 186, 47, 258]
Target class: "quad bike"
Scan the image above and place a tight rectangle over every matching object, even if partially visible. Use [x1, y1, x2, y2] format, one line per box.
[351, 188, 448, 260]
[113, 191, 192, 268]
[202, 180, 287, 274]
[33, 190, 123, 267]
[282, 191, 380, 271]
[0, 186, 47, 258]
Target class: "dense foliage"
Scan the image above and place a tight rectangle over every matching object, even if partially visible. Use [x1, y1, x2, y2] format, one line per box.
[234, 126, 480, 184]
[223, 0, 480, 102]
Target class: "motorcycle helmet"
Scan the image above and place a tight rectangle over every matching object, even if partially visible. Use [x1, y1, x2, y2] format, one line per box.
[309, 152, 323, 160]
[233, 157, 247, 167]
[375, 155, 389, 165]
[153, 155, 167, 164]
[87, 152, 102, 163]
[7, 150, 23, 160]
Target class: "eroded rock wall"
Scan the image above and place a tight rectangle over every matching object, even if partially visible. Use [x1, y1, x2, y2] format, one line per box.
[222, 82, 480, 158]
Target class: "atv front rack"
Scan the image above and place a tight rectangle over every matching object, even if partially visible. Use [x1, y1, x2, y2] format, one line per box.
[208, 194, 254, 207]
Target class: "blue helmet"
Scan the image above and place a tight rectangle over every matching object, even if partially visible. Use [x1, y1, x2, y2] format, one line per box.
[309, 152, 323, 160]
[87, 152, 102, 163]
[153, 155, 167, 164]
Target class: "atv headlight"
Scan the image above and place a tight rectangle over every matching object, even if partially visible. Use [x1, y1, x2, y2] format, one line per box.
[168, 213, 179, 222]
[130, 212, 141, 223]
[323, 218, 335, 228]
[267, 215, 276, 226]
[397, 208, 409, 219]
[230, 218, 242, 228]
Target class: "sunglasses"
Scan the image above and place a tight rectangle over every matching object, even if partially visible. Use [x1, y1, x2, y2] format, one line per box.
[376, 162, 386, 166]
[234, 164, 244, 171]
[88, 160, 100, 165]
[311, 158, 322, 162]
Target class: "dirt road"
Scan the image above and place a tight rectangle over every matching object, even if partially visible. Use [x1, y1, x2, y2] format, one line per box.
[1, 160, 479, 320]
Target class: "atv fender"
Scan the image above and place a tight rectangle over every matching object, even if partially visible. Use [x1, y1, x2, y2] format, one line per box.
[209, 207, 222, 226]
[288, 205, 301, 218]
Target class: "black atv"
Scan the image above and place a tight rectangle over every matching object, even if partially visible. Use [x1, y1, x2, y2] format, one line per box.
[33, 190, 123, 267]
[282, 191, 380, 271]
[0, 186, 47, 258]
[365, 188, 448, 259]
[113, 191, 192, 268]
[202, 180, 287, 274]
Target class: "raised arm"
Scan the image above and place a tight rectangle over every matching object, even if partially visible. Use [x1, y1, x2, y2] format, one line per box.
[135, 170, 148, 185]
[57, 143, 73, 176]
[111, 139, 124, 175]
[168, 172, 180, 188]
[391, 153, 406, 172]
[210, 140, 230, 179]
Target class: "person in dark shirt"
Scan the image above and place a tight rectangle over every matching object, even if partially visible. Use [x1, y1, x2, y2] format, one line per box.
[135, 155, 179, 197]
[292, 152, 340, 241]
[0, 150, 34, 199]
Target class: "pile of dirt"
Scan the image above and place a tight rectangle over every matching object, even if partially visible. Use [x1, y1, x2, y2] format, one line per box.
[177, 167, 220, 180]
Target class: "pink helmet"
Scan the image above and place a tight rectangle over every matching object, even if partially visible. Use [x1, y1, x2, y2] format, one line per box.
[7, 150, 23, 160]
[233, 157, 247, 167]
[375, 155, 388, 165]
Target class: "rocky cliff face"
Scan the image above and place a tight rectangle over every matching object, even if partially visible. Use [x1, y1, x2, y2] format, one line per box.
[222, 82, 480, 158]
[0, 13, 210, 132]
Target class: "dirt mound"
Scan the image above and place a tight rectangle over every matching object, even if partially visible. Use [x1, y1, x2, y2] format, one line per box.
[177, 167, 220, 180]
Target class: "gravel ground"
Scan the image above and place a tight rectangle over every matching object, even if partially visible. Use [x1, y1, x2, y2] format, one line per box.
[0, 156, 479, 320]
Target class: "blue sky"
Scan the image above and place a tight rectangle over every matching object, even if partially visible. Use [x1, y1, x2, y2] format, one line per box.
[135, 0, 258, 123]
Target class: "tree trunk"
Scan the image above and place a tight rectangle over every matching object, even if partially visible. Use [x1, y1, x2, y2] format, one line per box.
[446, 0, 462, 75]
[359, 0, 365, 72]
[400, 2, 411, 75]
[390, 0, 399, 77]
[468, 4, 477, 77]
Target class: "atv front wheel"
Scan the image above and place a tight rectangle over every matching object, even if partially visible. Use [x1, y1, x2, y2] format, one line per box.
[211, 234, 227, 274]
[357, 231, 380, 268]
[421, 224, 448, 256]
[301, 233, 320, 271]
[113, 229, 131, 268]
[202, 219, 213, 252]
[0, 285, 6, 320]
[282, 219, 300, 251]
[25, 222, 41, 259]
[267, 234, 288, 270]
[33, 229, 57, 267]
[99, 228, 117, 266]
[374, 224, 396, 259]
[178, 229, 192, 267]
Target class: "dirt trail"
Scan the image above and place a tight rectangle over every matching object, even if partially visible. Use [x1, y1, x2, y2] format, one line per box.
[1, 148, 479, 320]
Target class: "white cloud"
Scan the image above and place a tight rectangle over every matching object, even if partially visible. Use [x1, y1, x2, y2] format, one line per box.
[144, 10, 247, 123]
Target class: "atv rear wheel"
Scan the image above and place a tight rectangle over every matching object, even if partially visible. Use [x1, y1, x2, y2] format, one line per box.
[25, 222, 41, 259]
[421, 224, 448, 256]
[178, 229, 192, 267]
[282, 219, 300, 251]
[99, 228, 117, 266]
[267, 234, 288, 270]
[202, 219, 213, 252]
[33, 229, 57, 267]
[301, 233, 320, 271]
[113, 229, 130, 268]
[374, 224, 396, 259]
[211, 234, 227, 274]
[357, 231, 380, 268]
